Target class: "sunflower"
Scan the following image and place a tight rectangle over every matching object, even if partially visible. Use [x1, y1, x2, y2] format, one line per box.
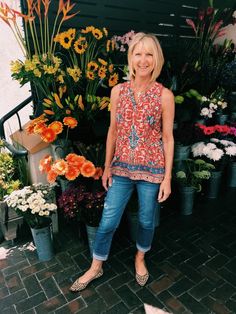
[74, 37, 88, 54]
[92, 28, 103, 40]
[108, 64, 114, 73]
[86, 71, 95, 80]
[109, 73, 119, 87]
[67, 66, 81, 82]
[98, 66, 107, 79]
[98, 58, 107, 66]
[81, 26, 95, 33]
[87, 61, 99, 71]
[54, 29, 75, 49]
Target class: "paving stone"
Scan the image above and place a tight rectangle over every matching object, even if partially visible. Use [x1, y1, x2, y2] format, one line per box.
[19, 263, 45, 278]
[151, 248, 173, 263]
[225, 299, 236, 313]
[75, 298, 107, 314]
[116, 284, 142, 309]
[1, 305, 18, 314]
[15, 291, 47, 313]
[108, 272, 133, 289]
[53, 265, 80, 284]
[210, 282, 236, 302]
[198, 265, 224, 285]
[217, 267, 236, 287]
[36, 264, 63, 281]
[0, 270, 5, 285]
[5, 272, 24, 293]
[0, 289, 27, 311]
[2, 260, 30, 276]
[23, 274, 42, 296]
[157, 290, 186, 314]
[167, 249, 192, 266]
[185, 252, 210, 269]
[96, 283, 121, 308]
[177, 264, 202, 283]
[54, 297, 86, 313]
[35, 294, 67, 313]
[56, 252, 75, 268]
[225, 257, 236, 274]
[188, 279, 215, 301]
[79, 286, 100, 305]
[145, 260, 165, 279]
[73, 253, 91, 271]
[159, 262, 182, 281]
[136, 287, 163, 309]
[40, 276, 61, 299]
[105, 302, 130, 314]
[202, 296, 232, 314]
[205, 254, 229, 270]
[149, 276, 173, 295]
[0, 286, 9, 298]
[108, 256, 128, 274]
[169, 277, 195, 297]
[179, 293, 209, 313]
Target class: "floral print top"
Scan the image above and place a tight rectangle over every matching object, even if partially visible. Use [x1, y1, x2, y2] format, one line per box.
[111, 81, 165, 183]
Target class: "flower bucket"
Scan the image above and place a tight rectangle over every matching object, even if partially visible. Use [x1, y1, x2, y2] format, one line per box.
[174, 145, 191, 161]
[227, 162, 236, 188]
[179, 186, 195, 215]
[206, 170, 222, 199]
[86, 225, 98, 258]
[31, 225, 54, 261]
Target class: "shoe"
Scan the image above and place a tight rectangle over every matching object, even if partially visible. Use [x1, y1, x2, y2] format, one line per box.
[135, 271, 149, 286]
[70, 269, 103, 292]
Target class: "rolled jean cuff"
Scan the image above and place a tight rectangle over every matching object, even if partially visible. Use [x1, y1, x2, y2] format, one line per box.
[93, 252, 108, 261]
[136, 243, 151, 253]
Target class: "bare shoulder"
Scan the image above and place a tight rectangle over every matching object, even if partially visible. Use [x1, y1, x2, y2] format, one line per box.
[161, 87, 174, 102]
[111, 83, 122, 99]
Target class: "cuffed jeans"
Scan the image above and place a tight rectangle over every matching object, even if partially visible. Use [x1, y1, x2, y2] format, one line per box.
[93, 175, 160, 261]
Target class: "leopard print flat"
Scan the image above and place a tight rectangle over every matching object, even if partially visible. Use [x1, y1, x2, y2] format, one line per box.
[135, 271, 149, 286]
[70, 269, 103, 292]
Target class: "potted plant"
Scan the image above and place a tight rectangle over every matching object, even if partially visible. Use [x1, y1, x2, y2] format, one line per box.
[5, 183, 57, 261]
[174, 158, 214, 214]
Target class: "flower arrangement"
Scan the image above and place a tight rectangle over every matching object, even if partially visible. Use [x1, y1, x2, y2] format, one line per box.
[191, 138, 236, 169]
[174, 159, 214, 191]
[196, 123, 236, 137]
[5, 183, 57, 229]
[39, 153, 97, 183]
[112, 30, 136, 52]
[58, 184, 105, 226]
[200, 88, 228, 119]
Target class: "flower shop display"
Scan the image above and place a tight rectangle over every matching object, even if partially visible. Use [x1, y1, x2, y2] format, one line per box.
[5, 183, 57, 260]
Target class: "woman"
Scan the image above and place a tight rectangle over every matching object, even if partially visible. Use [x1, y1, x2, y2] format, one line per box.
[70, 32, 174, 291]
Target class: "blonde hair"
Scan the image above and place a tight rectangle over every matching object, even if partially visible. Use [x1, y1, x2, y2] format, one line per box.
[128, 32, 164, 82]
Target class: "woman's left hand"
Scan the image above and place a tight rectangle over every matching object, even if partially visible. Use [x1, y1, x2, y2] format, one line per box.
[158, 178, 171, 203]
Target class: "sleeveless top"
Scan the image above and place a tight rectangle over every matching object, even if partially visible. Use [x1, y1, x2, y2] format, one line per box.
[111, 81, 165, 183]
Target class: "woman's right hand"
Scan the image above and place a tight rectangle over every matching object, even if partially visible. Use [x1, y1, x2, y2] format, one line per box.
[102, 167, 112, 191]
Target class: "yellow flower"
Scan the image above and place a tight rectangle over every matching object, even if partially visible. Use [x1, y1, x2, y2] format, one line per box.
[24, 59, 36, 71]
[86, 71, 95, 80]
[10, 60, 23, 74]
[54, 29, 75, 49]
[74, 37, 88, 54]
[57, 74, 65, 84]
[87, 61, 99, 71]
[33, 68, 42, 77]
[111, 39, 116, 51]
[81, 26, 95, 33]
[98, 66, 107, 79]
[67, 66, 81, 82]
[59, 85, 66, 98]
[43, 65, 57, 74]
[106, 39, 111, 52]
[109, 73, 119, 87]
[108, 64, 114, 73]
[92, 28, 103, 40]
[98, 58, 107, 66]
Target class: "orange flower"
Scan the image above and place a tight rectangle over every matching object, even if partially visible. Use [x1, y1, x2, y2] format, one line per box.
[44, 109, 55, 115]
[39, 155, 52, 173]
[63, 117, 78, 129]
[52, 159, 68, 175]
[66, 153, 86, 168]
[34, 122, 47, 134]
[41, 128, 57, 143]
[47, 169, 58, 184]
[109, 73, 119, 87]
[65, 165, 80, 180]
[93, 167, 103, 180]
[48, 121, 63, 134]
[80, 161, 96, 177]
[26, 123, 35, 134]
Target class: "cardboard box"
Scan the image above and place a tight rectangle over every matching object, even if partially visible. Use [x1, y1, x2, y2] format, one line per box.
[10, 121, 49, 154]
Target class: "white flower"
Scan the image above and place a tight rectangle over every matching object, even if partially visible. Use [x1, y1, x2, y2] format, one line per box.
[202, 96, 208, 102]
[200, 108, 210, 116]
[210, 138, 219, 143]
[233, 10, 236, 18]
[225, 146, 236, 156]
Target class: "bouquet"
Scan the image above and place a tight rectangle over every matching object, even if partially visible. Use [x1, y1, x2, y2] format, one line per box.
[39, 153, 97, 183]
[58, 184, 105, 227]
[200, 88, 228, 119]
[5, 184, 57, 229]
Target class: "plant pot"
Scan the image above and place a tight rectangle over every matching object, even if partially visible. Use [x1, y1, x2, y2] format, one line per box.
[174, 144, 191, 161]
[50, 139, 73, 159]
[179, 186, 195, 215]
[227, 161, 236, 188]
[86, 225, 98, 257]
[206, 170, 222, 199]
[31, 225, 54, 261]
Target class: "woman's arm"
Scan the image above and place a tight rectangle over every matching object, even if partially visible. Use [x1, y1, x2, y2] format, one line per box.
[102, 84, 120, 191]
[158, 87, 175, 202]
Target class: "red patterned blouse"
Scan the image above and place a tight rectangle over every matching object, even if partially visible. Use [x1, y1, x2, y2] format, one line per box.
[111, 81, 165, 183]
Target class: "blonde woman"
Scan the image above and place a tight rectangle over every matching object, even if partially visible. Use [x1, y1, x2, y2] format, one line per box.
[70, 32, 175, 291]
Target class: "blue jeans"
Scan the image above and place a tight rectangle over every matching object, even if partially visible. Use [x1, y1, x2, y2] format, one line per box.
[93, 175, 160, 261]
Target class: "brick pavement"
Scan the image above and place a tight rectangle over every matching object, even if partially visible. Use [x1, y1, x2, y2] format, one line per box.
[0, 187, 236, 313]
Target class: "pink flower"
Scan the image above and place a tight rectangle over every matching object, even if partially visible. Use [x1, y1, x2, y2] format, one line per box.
[186, 18, 197, 34]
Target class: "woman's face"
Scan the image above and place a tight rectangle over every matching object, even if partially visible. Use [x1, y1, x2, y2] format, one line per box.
[132, 41, 154, 79]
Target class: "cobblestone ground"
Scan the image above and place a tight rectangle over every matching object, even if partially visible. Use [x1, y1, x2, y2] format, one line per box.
[0, 187, 236, 314]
